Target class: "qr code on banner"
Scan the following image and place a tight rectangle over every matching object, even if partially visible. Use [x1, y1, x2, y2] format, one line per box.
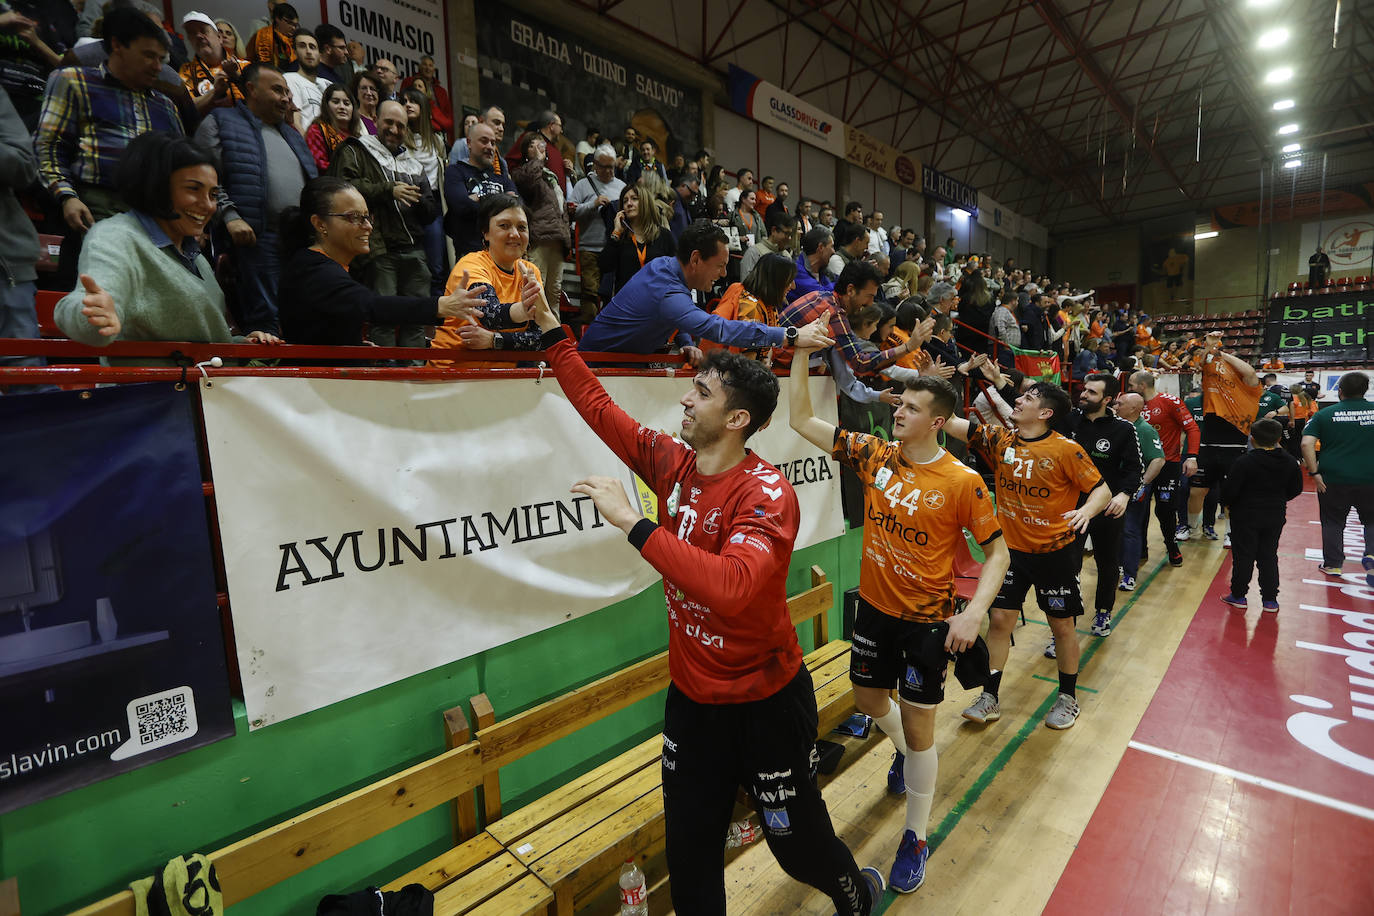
[135, 694, 190, 745]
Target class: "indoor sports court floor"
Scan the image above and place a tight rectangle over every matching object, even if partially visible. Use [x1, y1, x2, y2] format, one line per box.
[689, 484, 1374, 915]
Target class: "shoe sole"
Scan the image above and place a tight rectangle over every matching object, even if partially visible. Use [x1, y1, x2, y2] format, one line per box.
[1045, 716, 1077, 730]
[1093, 627, 1111, 636]
[892, 877, 925, 894]
[962, 710, 1001, 724]
[1262, 606, 1280, 613]
[1221, 599, 1247, 609]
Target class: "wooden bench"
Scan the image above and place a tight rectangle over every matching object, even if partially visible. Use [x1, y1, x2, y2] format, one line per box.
[462, 567, 876, 914]
[67, 739, 550, 916]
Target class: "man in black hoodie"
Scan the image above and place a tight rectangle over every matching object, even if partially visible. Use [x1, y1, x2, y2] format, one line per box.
[1220, 419, 1303, 612]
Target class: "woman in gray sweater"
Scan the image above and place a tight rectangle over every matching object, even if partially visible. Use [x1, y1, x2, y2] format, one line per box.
[54, 132, 282, 365]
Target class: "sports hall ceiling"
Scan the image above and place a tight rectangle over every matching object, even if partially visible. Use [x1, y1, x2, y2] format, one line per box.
[560, 0, 1373, 235]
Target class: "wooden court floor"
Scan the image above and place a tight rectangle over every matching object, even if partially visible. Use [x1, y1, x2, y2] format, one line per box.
[673, 520, 1229, 915]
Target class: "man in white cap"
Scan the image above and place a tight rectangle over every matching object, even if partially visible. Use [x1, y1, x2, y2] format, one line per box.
[178, 11, 245, 115]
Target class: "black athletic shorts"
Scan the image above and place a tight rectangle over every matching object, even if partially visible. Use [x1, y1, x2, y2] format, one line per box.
[849, 597, 950, 705]
[993, 544, 1084, 618]
[1193, 416, 1249, 489]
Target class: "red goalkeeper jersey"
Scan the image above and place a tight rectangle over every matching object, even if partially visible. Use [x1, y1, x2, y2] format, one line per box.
[546, 333, 804, 704]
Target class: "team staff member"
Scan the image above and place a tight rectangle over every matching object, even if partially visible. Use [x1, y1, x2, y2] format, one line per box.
[525, 286, 886, 915]
[1128, 370, 1196, 566]
[1062, 373, 1144, 641]
[1302, 371, 1374, 584]
[944, 384, 1111, 730]
[789, 359, 1007, 895]
[1184, 331, 1263, 547]
[1114, 393, 1168, 591]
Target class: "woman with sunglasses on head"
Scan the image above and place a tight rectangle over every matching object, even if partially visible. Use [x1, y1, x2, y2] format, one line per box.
[276, 177, 485, 361]
[350, 69, 382, 134]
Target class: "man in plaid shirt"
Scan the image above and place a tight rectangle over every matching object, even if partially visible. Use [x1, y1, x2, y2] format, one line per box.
[34, 7, 182, 283]
[779, 259, 924, 376]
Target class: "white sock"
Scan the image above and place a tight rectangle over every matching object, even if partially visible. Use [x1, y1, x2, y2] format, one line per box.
[1188, 512, 1201, 529]
[872, 699, 910, 758]
[904, 745, 938, 841]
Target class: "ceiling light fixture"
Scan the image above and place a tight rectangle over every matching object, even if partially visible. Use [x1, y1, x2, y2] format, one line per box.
[1257, 28, 1290, 49]
[1194, 231, 1219, 240]
[1277, 123, 1299, 135]
[1281, 143, 1301, 153]
[1284, 159, 1303, 169]
[1272, 99, 1295, 110]
[1264, 66, 1294, 84]
[1245, 0, 1278, 7]
[951, 208, 970, 220]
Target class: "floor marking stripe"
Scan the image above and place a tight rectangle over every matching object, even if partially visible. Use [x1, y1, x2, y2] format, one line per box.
[1125, 740, 1374, 822]
[871, 557, 1171, 914]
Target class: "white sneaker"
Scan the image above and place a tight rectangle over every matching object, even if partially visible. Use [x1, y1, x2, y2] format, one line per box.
[961, 691, 1001, 723]
[1223, 532, 1231, 549]
[1045, 694, 1080, 729]
[1175, 524, 1192, 542]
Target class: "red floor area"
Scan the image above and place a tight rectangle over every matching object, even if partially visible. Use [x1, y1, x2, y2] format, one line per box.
[1047, 490, 1374, 915]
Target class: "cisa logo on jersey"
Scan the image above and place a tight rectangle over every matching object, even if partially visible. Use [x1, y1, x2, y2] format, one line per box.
[1038, 457, 1056, 471]
[922, 490, 946, 510]
[703, 507, 722, 534]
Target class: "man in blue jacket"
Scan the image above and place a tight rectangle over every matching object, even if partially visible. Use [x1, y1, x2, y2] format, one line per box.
[579, 221, 832, 363]
[788, 226, 834, 304]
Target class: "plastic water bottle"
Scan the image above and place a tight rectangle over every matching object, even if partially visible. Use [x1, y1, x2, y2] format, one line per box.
[725, 818, 761, 849]
[619, 858, 647, 915]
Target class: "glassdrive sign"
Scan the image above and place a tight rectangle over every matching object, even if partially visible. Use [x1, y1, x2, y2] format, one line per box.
[1264, 295, 1374, 362]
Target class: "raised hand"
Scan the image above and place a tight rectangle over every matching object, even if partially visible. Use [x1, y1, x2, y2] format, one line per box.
[793, 309, 834, 352]
[927, 357, 956, 380]
[879, 389, 902, 406]
[519, 261, 559, 331]
[78, 274, 120, 337]
[438, 271, 484, 323]
[570, 475, 639, 532]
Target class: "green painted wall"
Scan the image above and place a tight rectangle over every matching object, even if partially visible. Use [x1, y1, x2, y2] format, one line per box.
[1, 528, 862, 916]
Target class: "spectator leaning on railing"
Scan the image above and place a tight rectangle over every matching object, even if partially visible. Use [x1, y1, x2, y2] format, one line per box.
[53, 132, 282, 364]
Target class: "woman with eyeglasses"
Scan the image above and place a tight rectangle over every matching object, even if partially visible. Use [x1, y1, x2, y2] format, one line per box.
[276, 177, 484, 359]
[350, 70, 382, 135]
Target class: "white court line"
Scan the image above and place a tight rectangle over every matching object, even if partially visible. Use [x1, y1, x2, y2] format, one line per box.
[1127, 741, 1374, 822]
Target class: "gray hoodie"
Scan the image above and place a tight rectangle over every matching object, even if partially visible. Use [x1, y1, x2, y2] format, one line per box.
[0, 88, 39, 284]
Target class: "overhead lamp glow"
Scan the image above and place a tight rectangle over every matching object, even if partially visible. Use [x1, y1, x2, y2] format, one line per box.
[1277, 123, 1299, 135]
[1257, 28, 1289, 49]
[1283, 159, 1303, 169]
[1264, 66, 1294, 84]
[951, 208, 970, 220]
[1272, 99, 1295, 110]
[1281, 143, 1301, 153]
[1194, 231, 1219, 241]
[1245, 0, 1278, 6]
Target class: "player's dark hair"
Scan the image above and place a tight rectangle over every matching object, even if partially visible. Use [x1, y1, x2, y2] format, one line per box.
[902, 375, 957, 419]
[1250, 418, 1283, 448]
[1028, 381, 1072, 423]
[1338, 371, 1368, 399]
[678, 219, 728, 264]
[895, 297, 927, 332]
[101, 6, 169, 53]
[835, 258, 882, 299]
[1084, 372, 1119, 398]
[475, 193, 530, 235]
[701, 350, 778, 439]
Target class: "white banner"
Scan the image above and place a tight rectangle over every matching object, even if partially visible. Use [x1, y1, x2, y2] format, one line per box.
[327, 0, 443, 80]
[1297, 212, 1374, 279]
[200, 374, 843, 728]
[977, 192, 1048, 248]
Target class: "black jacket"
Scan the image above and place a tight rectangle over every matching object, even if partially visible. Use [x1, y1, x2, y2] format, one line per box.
[443, 158, 517, 258]
[278, 248, 441, 359]
[1221, 447, 1303, 519]
[1065, 408, 1144, 495]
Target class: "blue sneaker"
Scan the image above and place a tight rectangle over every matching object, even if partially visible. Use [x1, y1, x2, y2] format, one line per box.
[888, 829, 929, 893]
[835, 866, 885, 915]
[1221, 593, 1247, 609]
[887, 751, 905, 796]
[1202, 525, 1219, 541]
[1364, 554, 1374, 588]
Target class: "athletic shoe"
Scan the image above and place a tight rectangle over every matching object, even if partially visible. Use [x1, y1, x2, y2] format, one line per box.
[961, 691, 1001, 723]
[1119, 574, 1136, 591]
[1092, 611, 1112, 636]
[1262, 600, 1280, 613]
[1221, 593, 1247, 609]
[1318, 565, 1343, 576]
[1043, 639, 1056, 659]
[887, 752, 905, 796]
[1202, 525, 1219, 541]
[1175, 524, 1192, 541]
[1045, 694, 1080, 729]
[1364, 554, 1374, 588]
[837, 866, 886, 916]
[888, 830, 929, 894]
[1169, 545, 1184, 567]
[1223, 532, 1231, 549]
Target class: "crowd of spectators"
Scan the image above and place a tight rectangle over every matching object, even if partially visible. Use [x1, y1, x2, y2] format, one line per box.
[0, 0, 1210, 390]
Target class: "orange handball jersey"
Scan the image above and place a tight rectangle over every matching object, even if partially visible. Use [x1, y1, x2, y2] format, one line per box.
[1201, 354, 1262, 435]
[832, 432, 1001, 621]
[968, 423, 1103, 553]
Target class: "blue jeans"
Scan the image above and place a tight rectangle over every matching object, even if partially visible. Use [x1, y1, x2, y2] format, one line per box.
[0, 279, 57, 394]
[422, 213, 448, 296]
[1120, 490, 1151, 579]
[233, 228, 281, 335]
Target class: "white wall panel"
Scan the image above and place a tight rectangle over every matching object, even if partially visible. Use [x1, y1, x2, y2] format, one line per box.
[899, 190, 924, 236]
[758, 124, 801, 188]
[713, 105, 757, 180]
[847, 170, 874, 212]
[874, 177, 902, 229]
[799, 144, 837, 206]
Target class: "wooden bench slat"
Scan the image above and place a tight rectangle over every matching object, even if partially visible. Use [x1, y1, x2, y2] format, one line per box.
[803, 639, 850, 672]
[478, 653, 671, 771]
[530, 788, 667, 897]
[384, 832, 504, 892]
[487, 735, 662, 846]
[430, 851, 528, 913]
[509, 762, 662, 865]
[786, 581, 832, 628]
[68, 741, 484, 916]
[459, 874, 553, 916]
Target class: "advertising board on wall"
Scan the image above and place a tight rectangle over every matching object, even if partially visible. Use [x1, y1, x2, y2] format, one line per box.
[325, 0, 445, 82]
[200, 375, 844, 728]
[845, 127, 920, 189]
[1262, 291, 1373, 364]
[727, 65, 846, 158]
[977, 192, 1048, 248]
[0, 386, 234, 814]
[472, 6, 702, 159]
[921, 164, 978, 215]
[1297, 213, 1374, 279]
